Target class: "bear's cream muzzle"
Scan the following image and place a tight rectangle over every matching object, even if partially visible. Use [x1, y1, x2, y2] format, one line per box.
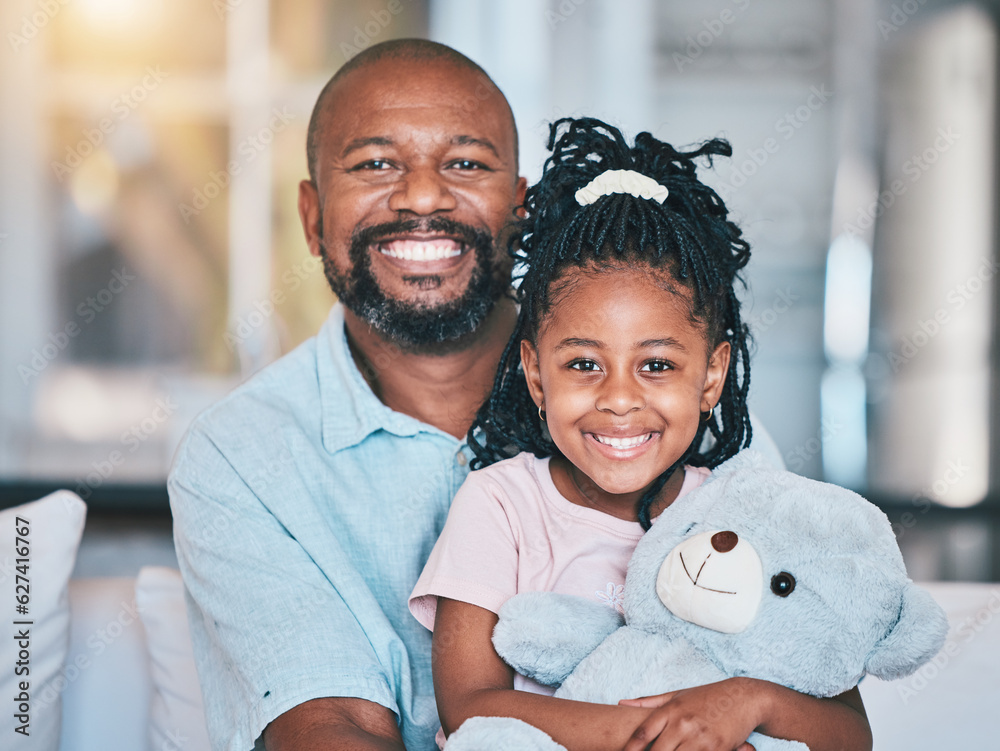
[655, 530, 763, 634]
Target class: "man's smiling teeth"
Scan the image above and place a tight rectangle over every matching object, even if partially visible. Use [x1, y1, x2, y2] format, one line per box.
[378, 239, 463, 261]
[593, 433, 653, 449]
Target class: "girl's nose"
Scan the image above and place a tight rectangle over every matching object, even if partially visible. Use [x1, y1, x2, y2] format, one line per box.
[595, 372, 644, 415]
[388, 168, 458, 215]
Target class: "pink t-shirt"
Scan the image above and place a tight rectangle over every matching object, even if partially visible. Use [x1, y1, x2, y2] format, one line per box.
[409, 452, 710, 695]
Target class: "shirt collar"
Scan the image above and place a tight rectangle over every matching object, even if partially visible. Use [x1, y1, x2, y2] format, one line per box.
[318, 303, 460, 454]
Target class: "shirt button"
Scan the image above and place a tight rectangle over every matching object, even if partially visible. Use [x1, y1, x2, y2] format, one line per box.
[456, 451, 468, 466]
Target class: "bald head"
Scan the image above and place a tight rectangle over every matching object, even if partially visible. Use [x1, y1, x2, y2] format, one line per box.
[306, 39, 518, 184]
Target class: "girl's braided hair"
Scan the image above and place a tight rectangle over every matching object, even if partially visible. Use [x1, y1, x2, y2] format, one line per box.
[468, 117, 753, 528]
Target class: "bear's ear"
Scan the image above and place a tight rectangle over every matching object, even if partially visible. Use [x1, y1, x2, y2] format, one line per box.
[864, 584, 949, 681]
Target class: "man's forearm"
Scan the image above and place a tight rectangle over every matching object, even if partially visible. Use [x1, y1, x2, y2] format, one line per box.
[751, 680, 872, 751]
[264, 697, 406, 751]
[267, 723, 405, 751]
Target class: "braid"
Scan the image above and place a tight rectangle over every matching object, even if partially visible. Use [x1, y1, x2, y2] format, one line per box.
[469, 118, 753, 528]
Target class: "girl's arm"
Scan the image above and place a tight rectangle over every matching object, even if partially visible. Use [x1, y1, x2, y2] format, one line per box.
[436, 595, 871, 751]
[620, 679, 872, 751]
[433, 597, 657, 750]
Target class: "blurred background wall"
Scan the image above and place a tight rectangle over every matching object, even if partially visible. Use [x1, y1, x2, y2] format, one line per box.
[0, 0, 997, 580]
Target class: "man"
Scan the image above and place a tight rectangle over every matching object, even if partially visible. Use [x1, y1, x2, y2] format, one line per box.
[169, 39, 526, 751]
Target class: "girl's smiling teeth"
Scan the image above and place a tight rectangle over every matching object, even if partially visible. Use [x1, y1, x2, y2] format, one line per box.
[590, 432, 655, 449]
[377, 239, 464, 261]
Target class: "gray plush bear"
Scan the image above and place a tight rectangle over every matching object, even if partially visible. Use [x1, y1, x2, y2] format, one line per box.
[445, 450, 949, 751]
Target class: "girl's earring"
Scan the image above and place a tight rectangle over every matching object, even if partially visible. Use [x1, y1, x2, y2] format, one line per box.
[702, 405, 715, 423]
[538, 405, 546, 422]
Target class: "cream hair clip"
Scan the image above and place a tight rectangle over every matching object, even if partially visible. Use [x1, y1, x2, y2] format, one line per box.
[574, 169, 669, 206]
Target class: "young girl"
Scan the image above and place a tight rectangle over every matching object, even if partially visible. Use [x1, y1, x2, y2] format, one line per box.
[409, 119, 870, 751]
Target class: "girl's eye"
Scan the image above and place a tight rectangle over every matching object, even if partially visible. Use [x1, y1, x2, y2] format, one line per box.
[568, 360, 600, 372]
[641, 360, 672, 372]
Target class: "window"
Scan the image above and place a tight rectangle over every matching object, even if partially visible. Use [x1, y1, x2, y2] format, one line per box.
[0, 0, 428, 504]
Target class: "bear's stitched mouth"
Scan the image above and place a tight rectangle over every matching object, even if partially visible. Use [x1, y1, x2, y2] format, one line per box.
[679, 552, 737, 595]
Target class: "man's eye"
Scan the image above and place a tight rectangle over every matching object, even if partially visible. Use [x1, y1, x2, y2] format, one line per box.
[352, 159, 394, 171]
[641, 360, 672, 372]
[449, 159, 488, 171]
[568, 360, 600, 372]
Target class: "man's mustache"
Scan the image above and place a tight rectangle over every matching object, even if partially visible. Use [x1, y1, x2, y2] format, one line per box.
[351, 217, 492, 252]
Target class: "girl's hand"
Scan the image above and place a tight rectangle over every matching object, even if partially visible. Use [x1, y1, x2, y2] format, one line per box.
[618, 678, 760, 751]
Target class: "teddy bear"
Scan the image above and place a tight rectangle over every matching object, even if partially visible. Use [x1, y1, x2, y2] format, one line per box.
[444, 450, 949, 751]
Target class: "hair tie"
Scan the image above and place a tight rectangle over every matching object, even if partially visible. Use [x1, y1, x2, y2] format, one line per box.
[574, 169, 669, 206]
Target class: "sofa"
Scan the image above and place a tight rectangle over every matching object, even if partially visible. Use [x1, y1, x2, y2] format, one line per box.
[2, 490, 998, 751]
[1, 491, 211, 751]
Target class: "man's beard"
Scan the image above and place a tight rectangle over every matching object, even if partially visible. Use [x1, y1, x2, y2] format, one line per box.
[320, 215, 509, 350]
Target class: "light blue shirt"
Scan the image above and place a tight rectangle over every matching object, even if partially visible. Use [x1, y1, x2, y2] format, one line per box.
[168, 304, 472, 751]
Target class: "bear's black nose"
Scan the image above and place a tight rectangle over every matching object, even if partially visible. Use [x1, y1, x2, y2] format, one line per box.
[711, 531, 739, 553]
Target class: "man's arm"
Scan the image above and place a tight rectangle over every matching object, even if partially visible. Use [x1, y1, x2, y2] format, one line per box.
[169, 424, 410, 751]
[264, 698, 405, 751]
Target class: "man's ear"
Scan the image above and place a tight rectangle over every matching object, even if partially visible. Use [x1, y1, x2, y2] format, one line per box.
[520, 339, 544, 409]
[514, 176, 528, 219]
[701, 341, 731, 413]
[298, 179, 322, 258]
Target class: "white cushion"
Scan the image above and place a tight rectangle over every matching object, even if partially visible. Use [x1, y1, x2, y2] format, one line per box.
[136, 566, 211, 751]
[861, 581, 1000, 749]
[0, 491, 86, 750]
[60, 577, 150, 751]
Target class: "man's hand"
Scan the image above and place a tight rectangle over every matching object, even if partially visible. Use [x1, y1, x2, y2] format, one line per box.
[264, 697, 405, 751]
[619, 680, 758, 751]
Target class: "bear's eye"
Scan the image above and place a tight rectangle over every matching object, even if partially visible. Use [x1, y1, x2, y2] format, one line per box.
[770, 572, 796, 597]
